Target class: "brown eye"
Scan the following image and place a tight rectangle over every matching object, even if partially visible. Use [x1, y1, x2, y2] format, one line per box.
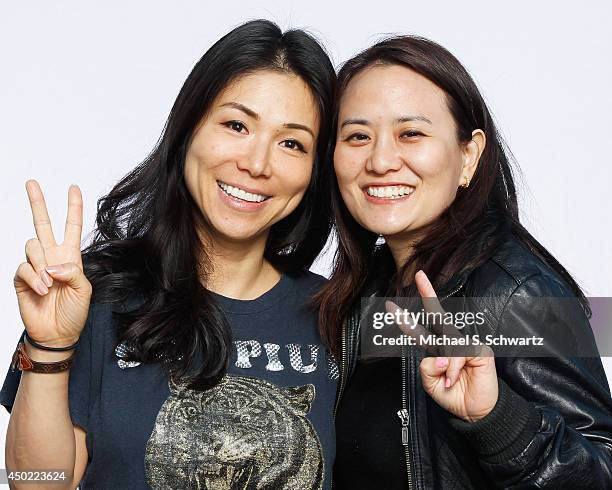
[346, 133, 370, 142]
[281, 139, 307, 153]
[400, 130, 423, 138]
[223, 121, 247, 133]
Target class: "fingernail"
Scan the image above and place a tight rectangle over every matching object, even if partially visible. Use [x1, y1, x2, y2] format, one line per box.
[46, 265, 63, 274]
[40, 270, 53, 287]
[445, 377, 451, 388]
[36, 281, 49, 295]
[435, 357, 449, 368]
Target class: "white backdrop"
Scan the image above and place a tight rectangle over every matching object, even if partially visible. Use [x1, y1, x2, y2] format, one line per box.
[1, 0, 611, 471]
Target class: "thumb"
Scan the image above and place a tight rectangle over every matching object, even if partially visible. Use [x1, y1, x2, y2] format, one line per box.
[420, 356, 449, 381]
[45, 262, 91, 291]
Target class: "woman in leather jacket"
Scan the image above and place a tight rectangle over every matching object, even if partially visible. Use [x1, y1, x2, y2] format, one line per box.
[316, 35, 612, 489]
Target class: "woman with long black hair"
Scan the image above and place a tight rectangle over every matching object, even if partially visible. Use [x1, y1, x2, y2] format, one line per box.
[317, 36, 612, 488]
[2, 19, 337, 489]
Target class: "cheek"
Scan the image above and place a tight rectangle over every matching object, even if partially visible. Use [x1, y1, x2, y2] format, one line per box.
[184, 136, 225, 200]
[409, 145, 463, 217]
[333, 146, 361, 189]
[279, 159, 314, 196]
[294, 166, 313, 195]
[183, 154, 200, 199]
[409, 143, 463, 187]
[188, 135, 228, 171]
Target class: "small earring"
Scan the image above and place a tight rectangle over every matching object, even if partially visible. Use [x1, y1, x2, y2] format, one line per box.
[460, 175, 470, 188]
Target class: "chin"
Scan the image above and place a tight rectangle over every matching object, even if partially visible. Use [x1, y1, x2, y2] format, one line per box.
[377, 227, 412, 238]
[357, 216, 414, 237]
[209, 222, 263, 242]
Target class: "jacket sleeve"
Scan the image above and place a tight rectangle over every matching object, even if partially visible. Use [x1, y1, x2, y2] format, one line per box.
[449, 273, 612, 488]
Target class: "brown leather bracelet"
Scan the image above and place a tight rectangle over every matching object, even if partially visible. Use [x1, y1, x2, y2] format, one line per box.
[11, 342, 75, 373]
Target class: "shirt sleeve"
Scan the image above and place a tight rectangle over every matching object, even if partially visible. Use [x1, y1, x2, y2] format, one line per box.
[0, 304, 97, 433]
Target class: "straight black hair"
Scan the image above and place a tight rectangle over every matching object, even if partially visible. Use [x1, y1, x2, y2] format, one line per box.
[82, 19, 336, 389]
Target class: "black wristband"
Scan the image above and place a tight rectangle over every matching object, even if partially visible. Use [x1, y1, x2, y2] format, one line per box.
[24, 330, 80, 352]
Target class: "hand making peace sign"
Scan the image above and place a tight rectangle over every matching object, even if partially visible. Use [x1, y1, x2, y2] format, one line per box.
[13, 180, 92, 348]
[387, 271, 499, 423]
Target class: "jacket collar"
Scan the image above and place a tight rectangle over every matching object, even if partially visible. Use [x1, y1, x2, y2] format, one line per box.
[436, 268, 471, 299]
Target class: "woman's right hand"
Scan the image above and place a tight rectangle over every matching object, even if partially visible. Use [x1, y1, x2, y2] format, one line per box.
[13, 180, 92, 347]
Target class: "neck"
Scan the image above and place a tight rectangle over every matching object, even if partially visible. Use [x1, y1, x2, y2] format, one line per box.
[200, 229, 281, 300]
[385, 233, 419, 286]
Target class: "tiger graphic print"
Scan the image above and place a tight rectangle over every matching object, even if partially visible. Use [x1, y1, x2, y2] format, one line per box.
[144, 374, 324, 489]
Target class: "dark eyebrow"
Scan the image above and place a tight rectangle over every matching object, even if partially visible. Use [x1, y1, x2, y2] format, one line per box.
[340, 118, 369, 129]
[219, 102, 259, 120]
[340, 115, 433, 129]
[219, 102, 314, 138]
[397, 115, 432, 125]
[284, 123, 315, 139]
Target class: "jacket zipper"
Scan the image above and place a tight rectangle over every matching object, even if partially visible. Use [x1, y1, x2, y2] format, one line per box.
[333, 316, 349, 420]
[441, 280, 466, 301]
[336, 280, 468, 490]
[331, 319, 349, 490]
[398, 347, 414, 490]
[396, 279, 465, 490]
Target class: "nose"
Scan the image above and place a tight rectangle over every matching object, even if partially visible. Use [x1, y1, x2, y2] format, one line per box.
[366, 133, 403, 174]
[236, 137, 273, 178]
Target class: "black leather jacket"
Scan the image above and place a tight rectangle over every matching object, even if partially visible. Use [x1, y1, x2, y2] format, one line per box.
[335, 239, 612, 489]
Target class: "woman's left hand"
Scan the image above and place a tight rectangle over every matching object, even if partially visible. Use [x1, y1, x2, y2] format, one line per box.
[388, 270, 499, 423]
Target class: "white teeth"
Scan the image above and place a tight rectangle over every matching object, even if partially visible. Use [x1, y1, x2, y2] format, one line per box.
[218, 181, 268, 203]
[366, 185, 414, 199]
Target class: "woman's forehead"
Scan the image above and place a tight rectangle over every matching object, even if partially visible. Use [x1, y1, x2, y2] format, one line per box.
[214, 71, 319, 125]
[339, 65, 449, 125]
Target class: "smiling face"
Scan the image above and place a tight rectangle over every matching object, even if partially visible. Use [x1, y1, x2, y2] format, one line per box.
[184, 70, 319, 245]
[334, 64, 482, 244]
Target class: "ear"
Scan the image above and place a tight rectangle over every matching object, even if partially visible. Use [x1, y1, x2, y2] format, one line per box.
[458, 129, 486, 187]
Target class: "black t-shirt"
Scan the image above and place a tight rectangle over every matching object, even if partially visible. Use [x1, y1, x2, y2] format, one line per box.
[1, 271, 338, 489]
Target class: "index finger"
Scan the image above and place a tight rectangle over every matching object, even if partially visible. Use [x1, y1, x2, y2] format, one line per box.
[415, 270, 459, 336]
[414, 271, 470, 355]
[385, 300, 443, 356]
[63, 184, 83, 247]
[415, 270, 445, 314]
[25, 179, 57, 247]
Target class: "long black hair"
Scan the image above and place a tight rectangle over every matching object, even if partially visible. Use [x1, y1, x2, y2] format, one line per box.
[315, 35, 588, 357]
[82, 19, 336, 389]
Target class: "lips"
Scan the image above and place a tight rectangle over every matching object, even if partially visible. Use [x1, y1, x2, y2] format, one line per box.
[217, 180, 270, 203]
[365, 184, 415, 199]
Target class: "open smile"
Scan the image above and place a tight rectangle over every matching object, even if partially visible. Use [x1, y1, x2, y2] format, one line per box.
[363, 184, 415, 203]
[217, 180, 271, 203]
[216, 180, 272, 212]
